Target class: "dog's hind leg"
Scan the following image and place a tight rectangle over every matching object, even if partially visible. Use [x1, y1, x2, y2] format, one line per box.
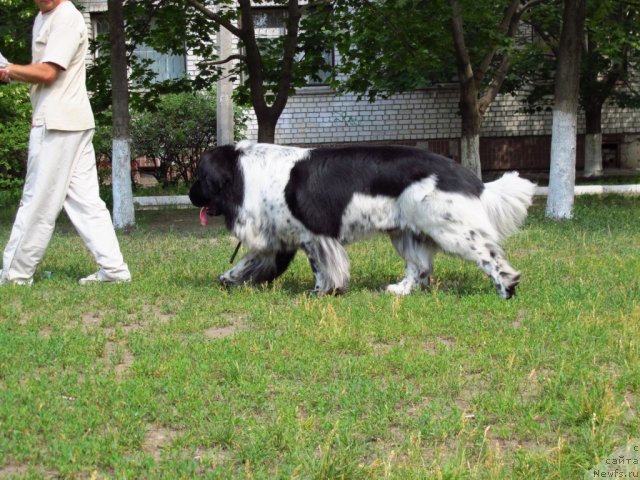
[219, 249, 297, 286]
[302, 237, 350, 295]
[386, 231, 437, 295]
[429, 226, 521, 299]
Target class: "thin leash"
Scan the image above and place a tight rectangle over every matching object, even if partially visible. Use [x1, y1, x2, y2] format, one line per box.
[230, 241, 242, 263]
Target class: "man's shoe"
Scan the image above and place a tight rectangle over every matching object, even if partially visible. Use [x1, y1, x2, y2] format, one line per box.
[0, 274, 33, 286]
[79, 269, 131, 286]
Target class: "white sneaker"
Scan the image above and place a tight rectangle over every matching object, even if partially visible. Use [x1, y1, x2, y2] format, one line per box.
[0, 276, 33, 286]
[79, 269, 131, 286]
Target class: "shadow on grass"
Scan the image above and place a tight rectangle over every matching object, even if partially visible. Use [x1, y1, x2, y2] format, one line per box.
[171, 265, 493, 299]
[46, 207, 215, 236]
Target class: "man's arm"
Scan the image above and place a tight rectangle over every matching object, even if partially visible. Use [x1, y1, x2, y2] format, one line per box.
[0, 62, 61, 85]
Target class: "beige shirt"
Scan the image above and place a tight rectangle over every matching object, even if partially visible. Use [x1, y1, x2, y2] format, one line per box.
[30, 0, 95, 131]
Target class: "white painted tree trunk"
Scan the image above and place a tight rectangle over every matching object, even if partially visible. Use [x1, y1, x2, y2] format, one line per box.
[546, 110, 577, 220]
[111, 138, 135, 229]
[217, 27, 235, 146]
[461, 133, 482, 179]
[584, 132, 603, 177]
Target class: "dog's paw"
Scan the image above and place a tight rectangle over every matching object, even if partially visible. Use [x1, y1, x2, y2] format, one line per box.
[385, 282, 413, 296]
[308, 286, 347, 296]
[496, 271, 521, 299]
[218, 274, 240, 287]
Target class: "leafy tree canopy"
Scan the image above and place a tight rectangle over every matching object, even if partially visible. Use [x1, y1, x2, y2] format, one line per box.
[509, 0, 640, 112]
[87, 0, 335, 121]
[328, 0, 536, 102]
[0, 0, 36, 65]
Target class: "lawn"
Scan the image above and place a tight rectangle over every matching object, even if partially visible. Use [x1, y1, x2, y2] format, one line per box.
[0, 195, 639, 479]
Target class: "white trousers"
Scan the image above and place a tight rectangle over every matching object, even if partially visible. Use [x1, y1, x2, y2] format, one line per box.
[2, 126, 130, 283]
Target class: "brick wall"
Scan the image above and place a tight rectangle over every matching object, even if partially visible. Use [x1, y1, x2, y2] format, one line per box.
[245, 86, 640, 144]
[240, 84, 640, 170]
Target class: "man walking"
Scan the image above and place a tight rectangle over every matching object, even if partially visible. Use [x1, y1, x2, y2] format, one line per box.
[0, 0, 131, 286]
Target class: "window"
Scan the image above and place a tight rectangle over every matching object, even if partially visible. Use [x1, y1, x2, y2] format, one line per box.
[91, 13, 186, 82]
[305, 49, 334, 86]
[132, 44, 186, 82]
[253, 7, 287, 30]
[252, 7, 334, 87]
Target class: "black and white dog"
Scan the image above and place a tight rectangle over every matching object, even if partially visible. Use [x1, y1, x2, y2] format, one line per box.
[189, 141, 536, 298]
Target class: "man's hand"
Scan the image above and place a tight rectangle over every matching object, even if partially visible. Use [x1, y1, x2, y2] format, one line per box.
[0, 68, 10, 83]
[0, 52, 10, 83]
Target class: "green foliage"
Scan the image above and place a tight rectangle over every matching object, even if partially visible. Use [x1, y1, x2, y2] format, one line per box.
[510, 0, 640, 113]
[86, 0, 337, 117]
[328, 0, 539, 102]
[87, 39, 191, 123]
[230, 1, 337, 108]
[130, 91, 218, 185]
[86, 1, 198, 120]
[328, 0, 453, 101]
[92, 91, 246, 189]
[0, 0, 36, 65]
[0, 82, 31, 190]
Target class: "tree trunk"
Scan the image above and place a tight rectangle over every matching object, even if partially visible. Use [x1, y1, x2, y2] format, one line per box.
[216, 26, 235, 146]
[108, 0, 135, 229]
[256, 117, 277, 143]
[583, 103, 603, 177]
[190, 0, 302, 148]
[459, 92, 482, 179]
[449, 0, 483, 179]
[546, 0, 586, 221]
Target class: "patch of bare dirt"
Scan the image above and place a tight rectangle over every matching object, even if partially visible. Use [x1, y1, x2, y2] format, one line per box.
[38, 327, 52, 338]
[371, 341, 393, 356]
[0, 463, 59, 479]
[424, 336, 456, 353]
[102, 341, 135, 379]
[204, 314, 249, 340]
[623, 391, 638, 422]
[511, 309, 528, 329]
[142, 424, 181, 461]
[191, 447, 232, 472]
[519, 368, 553, 402]
[0, 464, 29, 477]
[77, 304, 174, 333]
[81, 312, 103, 328]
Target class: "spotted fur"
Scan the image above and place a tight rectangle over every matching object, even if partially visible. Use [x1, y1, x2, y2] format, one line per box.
[189, 141, 536, 298]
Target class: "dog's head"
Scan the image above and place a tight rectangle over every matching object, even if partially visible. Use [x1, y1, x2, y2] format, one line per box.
[189, 145, 243, 226]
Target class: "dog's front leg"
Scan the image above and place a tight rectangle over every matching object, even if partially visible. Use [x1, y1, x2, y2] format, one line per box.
[302, 237, 350, 295]
[219, 249, 296, 286]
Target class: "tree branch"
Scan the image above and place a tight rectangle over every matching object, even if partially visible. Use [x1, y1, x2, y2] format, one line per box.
[449, 0, 474, 88]
[519, 0, 547, 14]
[477, 0, 550, 109]
[475, 0, 520, 87]
[478, 54, 511, 114]
[237, 0, 267, 113]
[186, 0, 243, 38]
[199, 54, 246, 66]
[272, 0, 302, 115]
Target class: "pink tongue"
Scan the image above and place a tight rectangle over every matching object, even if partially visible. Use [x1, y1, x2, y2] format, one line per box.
[199, 207, 208, 226]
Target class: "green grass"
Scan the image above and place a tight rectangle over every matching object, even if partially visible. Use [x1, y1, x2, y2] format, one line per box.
[0, 196, 639, 479]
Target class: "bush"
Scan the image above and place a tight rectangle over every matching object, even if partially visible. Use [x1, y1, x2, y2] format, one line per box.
[0, 83, 31, 190]
[131, 91, 218, 186]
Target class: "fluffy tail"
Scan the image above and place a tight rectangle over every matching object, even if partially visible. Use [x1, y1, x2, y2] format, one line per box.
[481, 172, 536, 243]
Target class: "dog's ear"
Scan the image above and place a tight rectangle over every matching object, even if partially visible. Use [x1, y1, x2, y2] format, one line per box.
[188, 179, 207, 207]
[197, 145, 241, 203]
[198, 153, 234, 198]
